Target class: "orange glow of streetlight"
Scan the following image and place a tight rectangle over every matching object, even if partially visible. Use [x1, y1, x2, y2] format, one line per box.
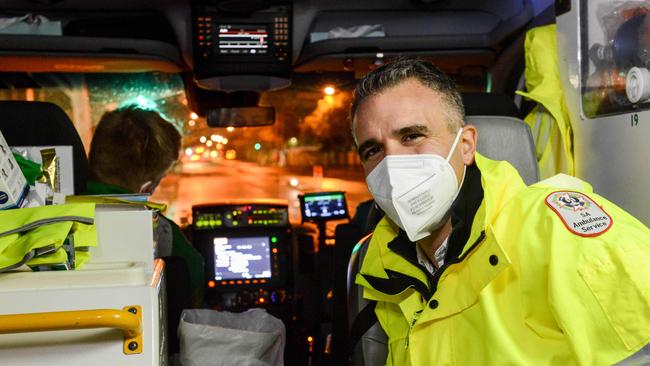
[323, 85, 336, 95]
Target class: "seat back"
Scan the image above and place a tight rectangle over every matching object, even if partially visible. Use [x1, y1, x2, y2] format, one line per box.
[468, 115, 539, 185]
[348, 115, 538, 365]
[0, 101, 89, 194]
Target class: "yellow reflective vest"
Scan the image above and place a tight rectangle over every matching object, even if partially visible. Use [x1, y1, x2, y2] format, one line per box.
[0, 203, 96, 271]
[356, 153, 650, 365]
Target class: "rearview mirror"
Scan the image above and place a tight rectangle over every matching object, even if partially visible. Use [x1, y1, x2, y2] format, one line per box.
[206, 107, 275, 127]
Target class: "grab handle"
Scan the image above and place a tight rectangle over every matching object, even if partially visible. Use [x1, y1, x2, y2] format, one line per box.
[0, 305, 143, 354]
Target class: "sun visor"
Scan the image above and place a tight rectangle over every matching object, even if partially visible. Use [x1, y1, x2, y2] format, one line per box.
[296, 3, 533, 69]
[0, 35, 184, 73]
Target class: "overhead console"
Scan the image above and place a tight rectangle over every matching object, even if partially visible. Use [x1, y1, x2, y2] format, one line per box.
[192, 2, 292, 91]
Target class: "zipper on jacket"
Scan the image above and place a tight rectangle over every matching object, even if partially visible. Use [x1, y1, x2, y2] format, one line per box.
[428, 231, 486, 296]
[405, 310, 423, 349]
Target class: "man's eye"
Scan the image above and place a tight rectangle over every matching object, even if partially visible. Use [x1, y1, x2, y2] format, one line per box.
[363, 146, 381, 161]
[402, 133, 424, 143]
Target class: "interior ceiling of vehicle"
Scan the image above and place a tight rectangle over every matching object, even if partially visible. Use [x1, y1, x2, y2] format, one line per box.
[0, 0, 548, 93]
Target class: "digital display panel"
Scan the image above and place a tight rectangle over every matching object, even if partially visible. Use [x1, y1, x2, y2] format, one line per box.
[218, 24, 269, 55]
[301, 192, 348, 222]
[213, 236, 272, 280]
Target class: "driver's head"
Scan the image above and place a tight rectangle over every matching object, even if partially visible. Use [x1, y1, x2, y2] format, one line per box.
[89, 105, 181, 193]
[351, 58, 477, 181]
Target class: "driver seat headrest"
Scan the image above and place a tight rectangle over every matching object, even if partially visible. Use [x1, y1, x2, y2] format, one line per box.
[0, 101, 89, 195]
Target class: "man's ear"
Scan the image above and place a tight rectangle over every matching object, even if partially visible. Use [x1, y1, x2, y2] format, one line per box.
[460, 124, 478, 165]
[139, 180, 156, 194]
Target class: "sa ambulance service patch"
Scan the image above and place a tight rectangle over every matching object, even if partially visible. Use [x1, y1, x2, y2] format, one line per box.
[545, 191, 612, 237]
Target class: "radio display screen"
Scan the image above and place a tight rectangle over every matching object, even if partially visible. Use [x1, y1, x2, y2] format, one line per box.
[213, 236, 272, 280]
[217, 24, 269, 55]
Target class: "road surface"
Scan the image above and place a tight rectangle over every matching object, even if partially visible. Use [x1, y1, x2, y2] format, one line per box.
[151, 159, 372, 226]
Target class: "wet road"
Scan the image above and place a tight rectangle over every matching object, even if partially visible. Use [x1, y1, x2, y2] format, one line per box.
[151, 159, 372, 225]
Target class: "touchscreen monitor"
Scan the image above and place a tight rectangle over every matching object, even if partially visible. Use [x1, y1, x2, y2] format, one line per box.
[300, 191, 349, 222]
[212, 236, 272, 281]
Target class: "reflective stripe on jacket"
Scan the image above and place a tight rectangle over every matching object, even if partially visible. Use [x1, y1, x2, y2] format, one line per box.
[0, 203, 96, 271]
[356, 153, 650, 365]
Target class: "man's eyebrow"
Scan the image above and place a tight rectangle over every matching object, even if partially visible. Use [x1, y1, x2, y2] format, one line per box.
[357, 138, 380, 157]
[392, 124, 430, 137]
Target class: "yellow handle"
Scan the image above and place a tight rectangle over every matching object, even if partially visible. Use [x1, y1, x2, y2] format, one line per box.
[0, 306, 143, 354]
[0, 308, 141, 338]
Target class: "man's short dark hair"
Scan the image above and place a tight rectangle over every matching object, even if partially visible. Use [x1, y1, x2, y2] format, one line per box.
[88, 106, 181, 191]
[350, 58, 465, 141]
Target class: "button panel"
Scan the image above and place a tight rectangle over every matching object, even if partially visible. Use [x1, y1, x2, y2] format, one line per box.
[194, 12, 290, 62]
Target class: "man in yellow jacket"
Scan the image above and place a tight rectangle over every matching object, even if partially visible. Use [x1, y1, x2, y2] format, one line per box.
[351, 58, 650, 365]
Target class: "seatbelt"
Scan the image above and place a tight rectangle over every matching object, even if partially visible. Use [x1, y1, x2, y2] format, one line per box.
[348, 300, 378, 356]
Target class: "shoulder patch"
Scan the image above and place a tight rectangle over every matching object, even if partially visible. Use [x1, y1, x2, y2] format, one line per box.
[545, 191, 613, 237]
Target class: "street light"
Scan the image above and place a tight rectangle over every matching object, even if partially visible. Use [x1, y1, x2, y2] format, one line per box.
[200, 136, 207, 143]
[227, 126, 235, 132]
[323, 85, 336, 95]
[190, 112, 199, 120]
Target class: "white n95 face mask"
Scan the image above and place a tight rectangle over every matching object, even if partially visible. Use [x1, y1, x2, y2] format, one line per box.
[366, 129, 465, 242]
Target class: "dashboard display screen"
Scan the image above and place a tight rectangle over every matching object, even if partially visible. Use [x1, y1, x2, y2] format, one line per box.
[217, 24, 269, 55]
[301, 192, 349, 222]
[213, 236, 272, 280]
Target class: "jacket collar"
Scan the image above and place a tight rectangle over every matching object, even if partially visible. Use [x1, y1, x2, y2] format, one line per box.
[357, 153, 526, 304]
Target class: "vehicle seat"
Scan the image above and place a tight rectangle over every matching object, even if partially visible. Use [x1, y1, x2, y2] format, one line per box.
[348, 115, 539, 366]
[0, 101, 89, 194]
[462, 93, 521, 118]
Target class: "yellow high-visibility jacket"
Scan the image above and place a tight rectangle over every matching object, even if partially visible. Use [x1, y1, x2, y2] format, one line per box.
[517, 24, 575, 179]
[356, 153, 650, 365]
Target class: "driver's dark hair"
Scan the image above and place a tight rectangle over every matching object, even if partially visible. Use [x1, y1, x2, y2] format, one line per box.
[89, 105, 181, 191]
[350, 58, 465, 140]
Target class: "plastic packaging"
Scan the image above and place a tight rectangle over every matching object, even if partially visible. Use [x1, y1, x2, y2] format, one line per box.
[178, 308, 285, 366]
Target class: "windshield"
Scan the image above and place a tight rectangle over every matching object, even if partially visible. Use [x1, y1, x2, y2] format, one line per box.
[0, 72, 371, 224]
